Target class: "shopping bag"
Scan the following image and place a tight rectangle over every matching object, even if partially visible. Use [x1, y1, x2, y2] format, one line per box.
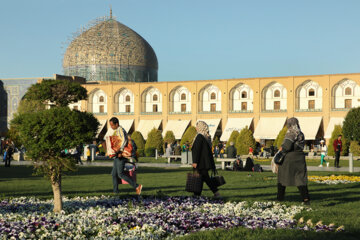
[211, 174, 226, 187]
[210, 169, 226, 187]
[118, 162, 137, 184]
[185, 171, 202, 192]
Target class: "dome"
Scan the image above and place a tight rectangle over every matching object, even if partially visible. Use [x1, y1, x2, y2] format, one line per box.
[63, 16, 158, 82]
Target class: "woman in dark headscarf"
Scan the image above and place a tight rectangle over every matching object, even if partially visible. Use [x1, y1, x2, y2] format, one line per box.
[191, 121, 220, 197]
[277, 117, 310, 204]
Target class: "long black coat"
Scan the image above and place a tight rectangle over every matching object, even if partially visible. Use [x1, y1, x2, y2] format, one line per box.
[191, 134, 216, 171]
[278, 136, 307, 186]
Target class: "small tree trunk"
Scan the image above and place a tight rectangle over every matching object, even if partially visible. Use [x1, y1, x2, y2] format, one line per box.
[51, 174, 63, 212]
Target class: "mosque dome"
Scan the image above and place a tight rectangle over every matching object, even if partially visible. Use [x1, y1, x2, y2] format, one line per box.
[63, 14, 158, 82]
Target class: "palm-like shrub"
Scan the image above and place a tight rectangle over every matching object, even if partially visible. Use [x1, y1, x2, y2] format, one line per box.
[235, 127, 255, 155]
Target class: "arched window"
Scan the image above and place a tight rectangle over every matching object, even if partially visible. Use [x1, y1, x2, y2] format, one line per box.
[153, 94, 158, 101]
[210, 92, 216, 100]
[241, 91, 247, 99]
[99, 96, 104, 102]
[125, 95, 131, 102]
[308, 89, 315, 97]
[345, 87, 352, 96]
[181, 93, 186, 100]
[274, 90, 280, 98]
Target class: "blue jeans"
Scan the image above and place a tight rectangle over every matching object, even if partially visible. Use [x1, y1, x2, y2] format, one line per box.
[111, 157, 138, 192]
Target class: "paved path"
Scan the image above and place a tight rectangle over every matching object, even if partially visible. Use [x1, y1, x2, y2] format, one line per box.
[4, 160, 360, 172]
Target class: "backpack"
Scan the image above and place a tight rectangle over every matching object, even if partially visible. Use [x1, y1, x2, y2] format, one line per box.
[253, 164, 263, 172]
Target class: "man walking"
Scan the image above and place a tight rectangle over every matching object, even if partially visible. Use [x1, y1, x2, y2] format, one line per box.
[108, 117, 142, 195]
[332, 135, 342, 168]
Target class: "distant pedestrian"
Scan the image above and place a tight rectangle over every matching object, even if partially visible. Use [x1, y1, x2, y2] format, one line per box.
[333, 135, 342, 168]
[191, 121, 220, 197]
[4, 139, 14, 167]
[226, 142, 237, 158]
[318, 140, 329, 167]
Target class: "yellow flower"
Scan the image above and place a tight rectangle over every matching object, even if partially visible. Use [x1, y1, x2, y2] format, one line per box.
[306, 219, 313, 227]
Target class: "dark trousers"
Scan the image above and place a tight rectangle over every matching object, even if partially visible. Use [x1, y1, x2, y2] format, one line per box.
[112, 157, 138, 192]
[4, 157, 11, 167]
[335, 151, 340, 167]
[194, 169, 218, 196]
[277, 183, 310, 202]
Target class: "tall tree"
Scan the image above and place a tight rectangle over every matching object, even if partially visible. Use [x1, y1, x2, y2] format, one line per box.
[11, 107, 98, 212]
[145, 128, 164, 155]
[226, 130, 239, 148]
[180, 126, 197, 146]
[163, 131, 176, 145]
[24, 79, 87, 107]
[343, 107, 360, 142]
[235, 127, 256, 155]
[328, 125, 348, 156]
[274, 126, 288, 149]
[10, 80, 98, 212]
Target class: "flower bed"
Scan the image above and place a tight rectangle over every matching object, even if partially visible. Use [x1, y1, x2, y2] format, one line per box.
[308, 175, 360, 184]
[0, 196, 342, 239]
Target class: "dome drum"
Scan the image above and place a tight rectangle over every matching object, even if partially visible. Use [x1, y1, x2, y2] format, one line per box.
[64, 64, 157, 82]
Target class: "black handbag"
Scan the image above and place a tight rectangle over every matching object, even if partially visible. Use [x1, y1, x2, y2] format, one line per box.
[273, 150, 285, 165]
[185, 171, 202, 192]
[211, 170, 226, 187]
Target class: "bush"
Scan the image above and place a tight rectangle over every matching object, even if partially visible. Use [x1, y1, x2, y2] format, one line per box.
[131, 131, 145, 150]
[235, 127, 255, 155]
[328, 125, 349, 156]
[226, 131, 240, 148]
[164, 131, 176, 145]
[343, 107, 360, 142]
[145, 128, 164, 155]
[350, 141, 360, 156]
[137, 149, 145, 157]
[212, 136, 220, 147]
[274, 127, 287, 149]
[144, 147, 156, 157]
[181, 126, 197, 146]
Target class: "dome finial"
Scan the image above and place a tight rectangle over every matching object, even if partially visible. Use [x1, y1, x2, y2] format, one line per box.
[110, 5, 112, 19]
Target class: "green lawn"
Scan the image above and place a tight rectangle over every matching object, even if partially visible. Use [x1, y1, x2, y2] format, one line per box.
[0, 165, 359, 239]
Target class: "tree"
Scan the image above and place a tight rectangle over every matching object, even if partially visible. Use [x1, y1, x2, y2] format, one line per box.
[131, 131, 145, 157]
[226, 131, 239, 148]
[274, 126, 288, 149]
[349, 141, 360, 156]
[24, 79, 87, 107]
[212, 136, 220, 147]
[10, 79, 97, 212]
[163, 131, 175, 145]
[235, 127, 255, 155]
[328, 125, 349, 156]
[145, 128, 164, 155]
[180, 126, 197, 146]
[11, 107, 98, 212]
[343, 107, 360, 142]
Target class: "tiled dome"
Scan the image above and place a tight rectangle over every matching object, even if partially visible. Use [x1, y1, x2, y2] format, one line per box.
[63, 16, 158, 82]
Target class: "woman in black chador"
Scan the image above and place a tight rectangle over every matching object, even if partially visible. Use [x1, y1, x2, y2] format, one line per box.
[191, 121, 220, 197]
[277, 117, 310, 205]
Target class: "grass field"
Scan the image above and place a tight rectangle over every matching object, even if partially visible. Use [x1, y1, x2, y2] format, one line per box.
[1, 165, 359, 239]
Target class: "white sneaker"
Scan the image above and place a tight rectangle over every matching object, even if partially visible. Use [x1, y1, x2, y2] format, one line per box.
[326, 162, 329, 167]
[318, 165, 323, 167]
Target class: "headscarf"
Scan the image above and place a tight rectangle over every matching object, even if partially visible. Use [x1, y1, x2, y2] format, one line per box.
[285, 117, 305, 149]
[195, 121, 212, 147]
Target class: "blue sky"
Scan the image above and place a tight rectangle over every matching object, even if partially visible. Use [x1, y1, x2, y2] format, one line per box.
[0, 0, 360, 81]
